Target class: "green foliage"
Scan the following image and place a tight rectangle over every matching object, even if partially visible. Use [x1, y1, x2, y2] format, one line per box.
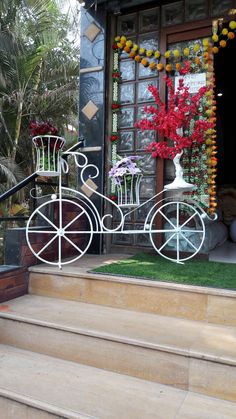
[0, 0, 80, 177]
[92, 253, 236, 290]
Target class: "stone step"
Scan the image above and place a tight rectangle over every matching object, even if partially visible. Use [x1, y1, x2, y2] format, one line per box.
[1, 344, 236, 419]
[29, 266, 236, 326]
[1, 295, 236, 401]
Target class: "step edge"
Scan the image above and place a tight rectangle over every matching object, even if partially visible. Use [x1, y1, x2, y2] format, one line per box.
[28, 268, 236, 298]
[1, 313, 236, 367]
[0, 387, 96, 419]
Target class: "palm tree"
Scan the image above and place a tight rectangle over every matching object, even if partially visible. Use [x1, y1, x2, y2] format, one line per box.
[0, 0, 80, 173]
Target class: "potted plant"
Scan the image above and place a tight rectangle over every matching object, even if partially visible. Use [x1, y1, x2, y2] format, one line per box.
[108, 155, 142, 207]
[136, 77, 214, 190]
[30, 121, 66, 176]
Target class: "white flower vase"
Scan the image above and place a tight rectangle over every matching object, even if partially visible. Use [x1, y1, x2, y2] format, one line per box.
[165, 128, 195, 191]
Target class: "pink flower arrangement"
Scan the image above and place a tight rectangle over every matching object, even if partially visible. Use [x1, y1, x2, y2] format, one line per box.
[135, 76, 214, 159]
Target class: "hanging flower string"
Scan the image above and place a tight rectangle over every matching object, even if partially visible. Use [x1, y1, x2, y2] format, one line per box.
[113, 20, 236, 73]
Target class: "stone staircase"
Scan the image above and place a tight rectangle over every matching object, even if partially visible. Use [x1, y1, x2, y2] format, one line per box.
[0, 260, 236, 418]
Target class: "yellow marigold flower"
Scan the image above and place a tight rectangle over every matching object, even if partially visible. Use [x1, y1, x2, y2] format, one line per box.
[141, 58, 148, 66]
[164, 50, 171, 58]
[132, 44, 138, 51]
[146, 49, 153, 57]
[193, 44, 200, 52]
[183, 47, 189, 56]
[134, 55, 141, 62]
[117, 42, 123, 49]
[228, 32, 235, 39]
[203, 38, 210, 46]
[220, 40, 227, 48]
[175, 63, 181, 71]
[206, 100, 213, 106]
[166, 64, 172, 72]
[157, 63, 163, 71]
[115, 36, 120, 42]
[126, 40, 133, 48]
[206, 109, 213, 116]
[154, 50, 161, 59]
[120, 36, 126, 43]
[149, 62, 156, 70]
[212, 46, 219, 54]
[222, 28, 228, 35]
[139, 47, 146, 55]
[212, 34, 219, 42]
[173, 49, 180, 58]
[229, 20, 236, 30]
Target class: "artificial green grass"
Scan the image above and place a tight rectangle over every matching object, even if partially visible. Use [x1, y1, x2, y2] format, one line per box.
[92, 253, 236, 290]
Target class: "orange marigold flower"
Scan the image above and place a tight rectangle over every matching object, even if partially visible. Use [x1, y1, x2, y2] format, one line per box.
[134, 55, 141, 62]
[219, 40, 227, 48]
[124, 46, 131, 53]
[157, 63, 163, 71]
[212, 46, 219, 54]
[195, 57, 201, 65]
[228, 32, 235, 40]
[149, 62, 156, 70]
[141, 58, 148, 66]
[204, 52, 209, 59]
[175, 63, 181, 71]
[165, 64, 172, 72]
[129, 51, 135, 58]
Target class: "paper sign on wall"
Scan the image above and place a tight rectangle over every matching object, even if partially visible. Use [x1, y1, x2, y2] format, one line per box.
[175, 73, 206, 94]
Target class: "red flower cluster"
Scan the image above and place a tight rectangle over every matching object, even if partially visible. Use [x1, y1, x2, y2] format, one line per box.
[29, 121, 59, 137]
[110, 134, 118, 142]
[111, 103, 120, 110]
[135, 77, 214, 159]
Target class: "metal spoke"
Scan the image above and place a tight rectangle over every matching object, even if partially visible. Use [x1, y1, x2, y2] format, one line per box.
[64, 210, 85, 230]
[37, 210, 58, 230]
[180, 211, 198, 229]
[179, 231, 198, 252]
[159, 232, 176, 252]
[27, 230, 56, 234]
[180, 229, 203, 234]
[177, 232, 180, 263]
[63, 235, 83, 254]
[37, 234, 58, 257]
[158, 210, 176, 229]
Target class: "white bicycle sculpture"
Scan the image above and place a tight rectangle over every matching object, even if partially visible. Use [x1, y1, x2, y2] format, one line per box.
[26, 137, 215, 269]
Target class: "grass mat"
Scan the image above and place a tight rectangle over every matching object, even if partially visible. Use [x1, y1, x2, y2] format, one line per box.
[92, 253, 236, 290]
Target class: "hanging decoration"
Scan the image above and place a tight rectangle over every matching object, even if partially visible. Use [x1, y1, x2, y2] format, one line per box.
[110, 19, 236, 209]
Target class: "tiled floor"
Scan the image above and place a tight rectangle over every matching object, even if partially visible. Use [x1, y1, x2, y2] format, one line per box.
[209, 240, 236, 263]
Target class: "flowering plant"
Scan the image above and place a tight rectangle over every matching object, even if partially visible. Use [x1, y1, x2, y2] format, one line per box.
[135, 76, 214, 159]
[29, 120, 59, 137]
[108, 155, 142, 185]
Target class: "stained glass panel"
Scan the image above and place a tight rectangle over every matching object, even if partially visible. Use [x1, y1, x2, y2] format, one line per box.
[112, 224, 133, 245]
[134, 225, 151, 247]
[118, 131, 134, 151]
[120, 60, 135, 81]
[120, 83, 135, 104]
[140, 176, 156, 198]
[162, 1, 184, 27]
[117, 13, 136, 35]
[120, 107, 134, 128]
[185, 0, 208, 21]
[139, 154, 156, 174]
[139, 8, 159, 32]
[211, 0, 233, 17]
[136, 130, 156, 150]
[137, 80, 158, 103]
